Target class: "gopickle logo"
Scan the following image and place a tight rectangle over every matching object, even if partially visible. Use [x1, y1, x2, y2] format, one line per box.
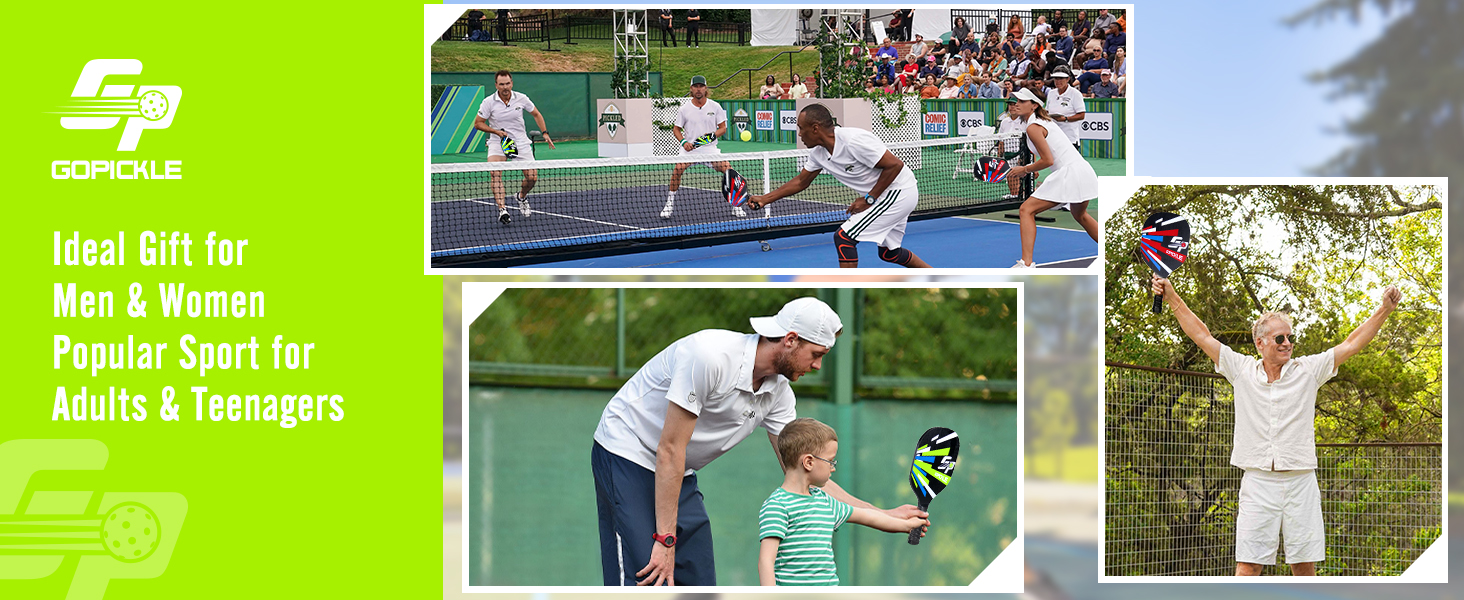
[55, 59, 182, 151]
[0, 439, 187, 599]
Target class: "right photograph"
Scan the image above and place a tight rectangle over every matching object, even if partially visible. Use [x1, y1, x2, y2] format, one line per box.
[1100, 183, 1446, 579]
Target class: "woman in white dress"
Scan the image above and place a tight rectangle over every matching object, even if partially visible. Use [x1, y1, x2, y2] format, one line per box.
[1003, 88, 1100, 268]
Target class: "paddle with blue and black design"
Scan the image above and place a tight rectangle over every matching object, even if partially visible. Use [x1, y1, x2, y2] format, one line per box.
[907, 427, 959, 545]
[1139, 212, 1191, 314]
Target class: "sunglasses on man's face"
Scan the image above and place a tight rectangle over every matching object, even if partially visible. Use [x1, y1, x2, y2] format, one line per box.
[1271, 334, 1296, 345]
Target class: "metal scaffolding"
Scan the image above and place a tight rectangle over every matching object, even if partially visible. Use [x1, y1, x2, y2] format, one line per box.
[612, 10, 650, 98]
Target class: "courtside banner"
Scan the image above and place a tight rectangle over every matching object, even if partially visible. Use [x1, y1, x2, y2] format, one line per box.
[0, 3, 437, 599]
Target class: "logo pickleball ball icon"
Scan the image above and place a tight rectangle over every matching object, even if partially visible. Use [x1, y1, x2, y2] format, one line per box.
[138, 90, 169, 121]
[101, 502, 160, 563]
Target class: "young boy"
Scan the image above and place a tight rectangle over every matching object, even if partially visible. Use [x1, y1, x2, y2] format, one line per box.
[758, 418, 929, 585]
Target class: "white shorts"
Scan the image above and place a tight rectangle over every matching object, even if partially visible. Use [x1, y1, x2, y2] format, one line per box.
[487, 138, 535, 162]
[678, 144, 722, 159]
[1236, 469, 1325, 565]
[839, 186, 918, 249]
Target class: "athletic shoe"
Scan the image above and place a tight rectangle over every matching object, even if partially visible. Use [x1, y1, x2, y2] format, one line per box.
[499, 208, 512, 224]
[733, 205, 747, 217]
[1012, 259, 1035, 269]
[519, 197, 532, 217]
[660, 197, 675, 219]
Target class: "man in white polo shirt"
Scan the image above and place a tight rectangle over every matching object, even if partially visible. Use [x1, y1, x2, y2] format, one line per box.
[746, 103, 933, 268]
[662, 75, 744, 220]
[591, 297, 927, 586]
[1151, 275, 1402, 576]
[473, 70, 556, 224]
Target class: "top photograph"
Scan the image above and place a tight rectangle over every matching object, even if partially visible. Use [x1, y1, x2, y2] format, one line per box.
[427, 7, 1130, 269]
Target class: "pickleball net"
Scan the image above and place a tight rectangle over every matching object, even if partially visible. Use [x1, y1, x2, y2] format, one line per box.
[430, 131, 1030, 267]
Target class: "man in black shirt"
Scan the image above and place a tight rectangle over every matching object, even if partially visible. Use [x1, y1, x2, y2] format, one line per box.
[466, 10, 488, 42]
[660, 9, 678, 47]
[496, 9, 510, 45]
[685, 9, 701, 48]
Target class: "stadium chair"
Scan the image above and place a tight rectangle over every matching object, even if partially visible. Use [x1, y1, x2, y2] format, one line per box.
[952, 126, 998, 179]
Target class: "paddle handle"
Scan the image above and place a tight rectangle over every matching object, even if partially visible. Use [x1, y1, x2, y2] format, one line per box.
[1152, 293, 1164, 314]
[908, 501, 930, 545]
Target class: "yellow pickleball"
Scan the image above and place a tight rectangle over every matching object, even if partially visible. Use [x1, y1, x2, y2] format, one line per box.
[740, 130, 752, 142]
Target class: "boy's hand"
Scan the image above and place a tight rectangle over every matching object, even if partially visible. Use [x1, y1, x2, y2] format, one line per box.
[884, 504, 929, 522]
[905, 516, 931, 537]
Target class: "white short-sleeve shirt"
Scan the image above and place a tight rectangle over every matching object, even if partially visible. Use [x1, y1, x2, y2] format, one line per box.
[1046, 86, 1086, 144]
[1216, 346, 1337, 471]
[675, 99, 726, 149]
[594, 330, 797, 474]
[476, 90, 537, 148]
[803, 126, 917, 195]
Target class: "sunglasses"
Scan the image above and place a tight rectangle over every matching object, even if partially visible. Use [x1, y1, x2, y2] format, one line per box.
[811, 454, 837, 468]
[1271, 334, 1297, 345]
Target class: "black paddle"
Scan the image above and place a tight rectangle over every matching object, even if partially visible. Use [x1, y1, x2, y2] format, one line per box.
[907, 427, 959, 545]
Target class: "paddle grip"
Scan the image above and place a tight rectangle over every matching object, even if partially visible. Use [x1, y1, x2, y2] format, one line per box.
[1152, 293, 1164, 314]
[908, 500, 930, 545]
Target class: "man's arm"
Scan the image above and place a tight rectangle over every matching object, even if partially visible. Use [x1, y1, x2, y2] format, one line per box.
[748, 168, 819, 209]
[757, 537, 780, 585]
[528, 108, 555, 149]
[634, 402, 697, 586]
[1332, 286, 1402, 368]
[473, 115, 503, 137]
[1152, 275, 1223, 363]
[715, 119, 727, 139]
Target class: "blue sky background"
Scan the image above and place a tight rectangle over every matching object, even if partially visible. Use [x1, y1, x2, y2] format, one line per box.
[441, 2, 1393, 176]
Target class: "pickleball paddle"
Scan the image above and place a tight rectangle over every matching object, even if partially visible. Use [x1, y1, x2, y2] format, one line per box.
[722, 168, 749, 207]
[1139, 212, 1191, 314]
[907, 427, 959, 545]
[976, 156, 1012, 182]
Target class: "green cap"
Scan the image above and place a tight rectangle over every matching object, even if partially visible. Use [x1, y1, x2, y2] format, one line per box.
[690, 75, 707, 86]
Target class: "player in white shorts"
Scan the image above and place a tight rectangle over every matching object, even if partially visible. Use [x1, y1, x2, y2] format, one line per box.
[1153, 277, 1402, 576]
[473, 70, 556, 224]
[746, 103, 931, 268]
[661, 75, 744, 219]
[1002, 88, 1099, 268]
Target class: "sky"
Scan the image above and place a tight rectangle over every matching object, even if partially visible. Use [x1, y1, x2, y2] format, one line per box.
[440, 1, 1395, 176]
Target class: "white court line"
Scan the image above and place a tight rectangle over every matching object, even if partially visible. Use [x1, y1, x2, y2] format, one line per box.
[463, 198, 643, 230]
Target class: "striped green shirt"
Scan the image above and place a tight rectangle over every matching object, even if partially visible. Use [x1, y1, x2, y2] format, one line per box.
[758, 487, 853, 586]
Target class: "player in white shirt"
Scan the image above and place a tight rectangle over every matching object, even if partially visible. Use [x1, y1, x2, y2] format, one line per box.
[745, 104, 932, 268]
[473, 70, 556, 224]
[1002, 88, 1100, 268]
[1152, 278, 1402, 576]
[661, 75, 744, 219]
[591, 298, 926, 585]
[1045, 71, 1086, 154]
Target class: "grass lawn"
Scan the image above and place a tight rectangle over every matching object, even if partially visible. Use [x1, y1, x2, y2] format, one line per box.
[1026, 445, 1100, 482]
[432, 40, 821, 101]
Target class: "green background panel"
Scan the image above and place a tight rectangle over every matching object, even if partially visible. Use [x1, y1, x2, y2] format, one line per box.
[432, 72, 665, 141]
[467, 387, 1017, 586]
[1, 3, 437, 598]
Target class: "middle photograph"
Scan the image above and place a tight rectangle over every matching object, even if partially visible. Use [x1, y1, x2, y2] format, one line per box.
[429, 7, 1125, 269]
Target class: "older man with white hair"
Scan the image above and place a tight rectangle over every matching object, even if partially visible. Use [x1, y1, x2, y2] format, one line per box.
[1150, 276, 1403, 576]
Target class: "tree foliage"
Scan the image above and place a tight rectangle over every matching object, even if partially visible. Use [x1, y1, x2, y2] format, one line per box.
[1105, 185, 1442, 443]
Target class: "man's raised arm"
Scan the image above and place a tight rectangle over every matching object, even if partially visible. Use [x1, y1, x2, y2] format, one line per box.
[1333, 286, 1401, 368]
[1152, 274, 1222, 364]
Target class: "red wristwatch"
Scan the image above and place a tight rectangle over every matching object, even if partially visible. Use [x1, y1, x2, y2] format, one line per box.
[652, 532, 677, 548]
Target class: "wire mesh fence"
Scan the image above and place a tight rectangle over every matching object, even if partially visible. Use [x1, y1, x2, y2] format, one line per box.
[1104, 361, 1442, 576]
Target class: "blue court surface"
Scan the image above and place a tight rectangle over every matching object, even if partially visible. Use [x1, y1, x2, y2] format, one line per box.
[520, 216, 1097, 269]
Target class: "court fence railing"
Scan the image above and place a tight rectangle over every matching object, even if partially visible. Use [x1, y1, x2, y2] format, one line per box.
[1103, 361, 1442, 576]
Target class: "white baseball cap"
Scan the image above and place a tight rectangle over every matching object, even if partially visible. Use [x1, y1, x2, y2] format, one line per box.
[750, 297, 843, 348]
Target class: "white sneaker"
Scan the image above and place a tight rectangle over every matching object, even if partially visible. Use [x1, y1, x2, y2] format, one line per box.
[733, 205, 747, 217]
[498, 208, 512, 225]
[1012, 259, 1035, 269]
[660, 197, 675, 219]
[519, 196, 532, 217]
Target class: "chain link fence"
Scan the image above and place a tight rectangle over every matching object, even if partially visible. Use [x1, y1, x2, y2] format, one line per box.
[1104, 361, 1442, 576]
